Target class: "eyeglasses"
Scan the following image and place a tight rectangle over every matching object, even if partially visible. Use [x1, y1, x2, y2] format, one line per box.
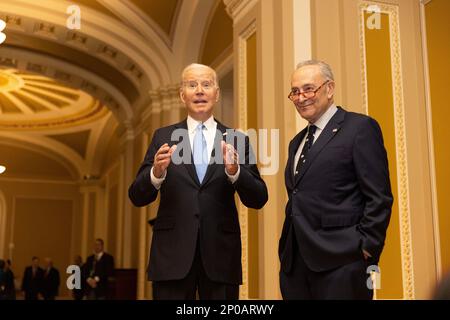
[288, 80, 330, 101]
[183, 80, 216, 91]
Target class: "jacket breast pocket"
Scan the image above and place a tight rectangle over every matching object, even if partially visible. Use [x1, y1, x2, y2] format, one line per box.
[153, 218, 175, 231]
[321, 214, 361, 229]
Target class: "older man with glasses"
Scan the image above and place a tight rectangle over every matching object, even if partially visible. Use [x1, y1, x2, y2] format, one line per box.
[129, 63, 268, 300]
[279, 60, 393, 299]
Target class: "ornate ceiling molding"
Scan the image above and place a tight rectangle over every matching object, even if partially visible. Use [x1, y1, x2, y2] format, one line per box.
[0, 0, 176, 99]
[0, 69, 110, 130]
[0, 6, 155, 86]
[223, 0, 258, 22]
[0, 47, 132, 122]
[0, 134, 80, 180]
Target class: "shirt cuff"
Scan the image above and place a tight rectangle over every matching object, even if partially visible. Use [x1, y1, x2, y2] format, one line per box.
[151, 167, 166, 190]
[225, 165, 240, 184]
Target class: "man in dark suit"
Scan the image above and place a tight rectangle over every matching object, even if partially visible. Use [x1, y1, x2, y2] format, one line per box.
[129, 63, 268, 300]
[0, 259, 6, 300]
[84, 239, 115, 300]
[279, 60, 393, 299]
[1, 259, 16, 300]
[21, 256, 44, 300]
[41, 258, 60, 300]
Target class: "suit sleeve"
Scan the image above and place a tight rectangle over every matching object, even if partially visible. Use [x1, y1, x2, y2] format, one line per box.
[353, 117, 394, 261]
[233, 135, 268, 209]
[128, 129, 161, 207]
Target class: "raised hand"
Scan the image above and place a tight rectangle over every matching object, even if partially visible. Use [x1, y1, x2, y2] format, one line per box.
[221, 140, 239, 175]
[153, 143, 177, 178]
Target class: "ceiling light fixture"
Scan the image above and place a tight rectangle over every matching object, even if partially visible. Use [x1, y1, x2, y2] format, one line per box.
[0, 165, 6, 174]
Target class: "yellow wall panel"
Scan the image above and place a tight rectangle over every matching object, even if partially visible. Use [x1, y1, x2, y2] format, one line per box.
[246, 32, 259, 298]
[108, 184, 119, 261]
[13, 198, 73, 297]
[425, 0, 450, 274]
[364, 12, 403, 299]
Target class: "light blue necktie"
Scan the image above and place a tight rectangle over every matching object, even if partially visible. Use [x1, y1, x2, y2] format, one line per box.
[193, 123, 208, 183]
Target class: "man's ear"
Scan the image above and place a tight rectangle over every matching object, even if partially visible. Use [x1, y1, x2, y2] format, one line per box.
[179, 88, 186, 103]
[215, 87, 220, 102]
[327, 81, 335, 99]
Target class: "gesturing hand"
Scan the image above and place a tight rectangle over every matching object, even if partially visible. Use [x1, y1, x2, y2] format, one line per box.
[153, 143, 177, 178]
[221, 141, 239, 176]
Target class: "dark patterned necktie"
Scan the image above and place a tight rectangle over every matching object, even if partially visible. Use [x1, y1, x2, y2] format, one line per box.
[294, 125, 317, 176]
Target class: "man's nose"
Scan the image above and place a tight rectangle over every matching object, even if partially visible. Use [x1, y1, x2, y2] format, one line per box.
[195, 87, 204, 95]
[194, 84, 205, 94]
[296, 93, 308, 104]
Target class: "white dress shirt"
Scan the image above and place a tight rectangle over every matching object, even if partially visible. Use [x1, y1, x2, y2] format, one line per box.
[151, 115, 240, 189]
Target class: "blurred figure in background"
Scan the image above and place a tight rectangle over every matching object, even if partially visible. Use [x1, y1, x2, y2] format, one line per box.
[0, 259, 5, 300]
[2, 259, 16, 300]
[21, 256, 44, 300]
[41, 258, 60, 300]
[84, 239, 114, 300]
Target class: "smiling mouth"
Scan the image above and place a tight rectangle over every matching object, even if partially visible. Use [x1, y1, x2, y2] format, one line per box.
[297, 102, 313, 109]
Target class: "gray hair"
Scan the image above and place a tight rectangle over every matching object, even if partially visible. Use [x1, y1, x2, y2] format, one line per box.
[295, 60, 334, 81]
[181, 63, 218, 87]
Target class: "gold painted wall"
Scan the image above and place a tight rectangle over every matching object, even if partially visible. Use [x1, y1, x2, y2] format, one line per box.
[132, 0, 179, 35]
[87, 192, 96, 254]
[13, 198, 73, 297]
[246, 32, 259, 299]
[425, 0, 450, 274]
[0, 180, 82, 288]
[107, 184, 119, 263]
[101, 128, 121, 175]
[0, 144, 75, 180]
[364, 12, 403, 299]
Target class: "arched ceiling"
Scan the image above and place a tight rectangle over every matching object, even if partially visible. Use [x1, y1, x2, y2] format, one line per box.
[76, 0, 181, 42]
[0, 140, 78, 180]
[201, 1, 233, 66]
[0, 68, 108, 130]
[0, 0, 231, 182]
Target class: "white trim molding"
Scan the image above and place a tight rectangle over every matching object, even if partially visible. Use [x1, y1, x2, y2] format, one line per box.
[359, 1, 415, 299]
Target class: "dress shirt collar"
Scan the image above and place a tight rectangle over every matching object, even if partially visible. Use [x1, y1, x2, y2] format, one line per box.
[187, 115, 216, 134]
[311, 103, 337, 131]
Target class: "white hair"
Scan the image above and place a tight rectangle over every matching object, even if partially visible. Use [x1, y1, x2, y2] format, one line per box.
[181, 63, 218, 86]
[295, 60, 334, 81]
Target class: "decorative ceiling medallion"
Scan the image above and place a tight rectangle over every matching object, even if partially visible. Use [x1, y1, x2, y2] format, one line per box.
[0, 69, 24, 92]
[0, 68, 109, 130]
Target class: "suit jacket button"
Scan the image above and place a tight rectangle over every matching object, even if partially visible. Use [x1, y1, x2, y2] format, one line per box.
[293, 189, 298, 195]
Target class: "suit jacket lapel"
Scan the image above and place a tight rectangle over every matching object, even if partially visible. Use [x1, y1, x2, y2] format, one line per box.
[294, 107, 346, 186]
[174, 120, 201, 186]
